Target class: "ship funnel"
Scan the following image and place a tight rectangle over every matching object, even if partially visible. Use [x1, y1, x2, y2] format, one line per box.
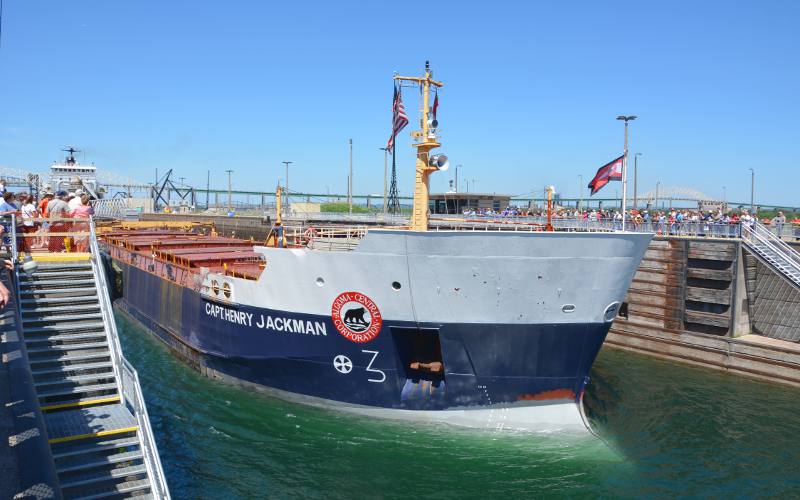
[429, 154, 449, 171]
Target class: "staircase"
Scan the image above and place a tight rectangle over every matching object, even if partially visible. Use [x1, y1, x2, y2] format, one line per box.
[11, 217, 170, 499]
[741, 222, 800, 290]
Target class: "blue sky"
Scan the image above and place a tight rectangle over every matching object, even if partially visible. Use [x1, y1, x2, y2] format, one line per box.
[0, 0, 797, 205]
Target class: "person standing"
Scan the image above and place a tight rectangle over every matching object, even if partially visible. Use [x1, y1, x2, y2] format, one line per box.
[71, 194, 94, 252]
[773, 211, 787, 238]
[46, 191, 71, 252]
[20, 194, 38, 253]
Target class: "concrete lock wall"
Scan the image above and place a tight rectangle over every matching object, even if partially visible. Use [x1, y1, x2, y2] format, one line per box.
[743, 252, 800, 342]
[607, 236, 800, 388]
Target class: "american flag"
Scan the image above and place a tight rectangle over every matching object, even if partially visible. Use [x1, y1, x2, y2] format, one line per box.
[387, 85, 409, 152]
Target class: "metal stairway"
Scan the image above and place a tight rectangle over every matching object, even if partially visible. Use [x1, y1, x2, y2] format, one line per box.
[11, 217, 170, 499]
[741, 222, 800, 290]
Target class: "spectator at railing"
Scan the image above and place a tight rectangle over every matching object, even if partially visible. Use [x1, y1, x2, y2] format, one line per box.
[19, 193, 39, 253]
[72, 194, 94, 252]
[773, 211, 786, 238]
[46, 191, 72, 252]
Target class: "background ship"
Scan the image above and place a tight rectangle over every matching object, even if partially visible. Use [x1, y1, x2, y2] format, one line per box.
[102, 63, 651, 432]
[48, 146, 105, 198]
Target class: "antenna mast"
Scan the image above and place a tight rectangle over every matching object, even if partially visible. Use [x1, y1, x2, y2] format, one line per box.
[394, 61, 445, 231]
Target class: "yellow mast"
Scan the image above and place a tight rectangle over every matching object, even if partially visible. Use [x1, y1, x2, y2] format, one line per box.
[394, 61, 444, 231]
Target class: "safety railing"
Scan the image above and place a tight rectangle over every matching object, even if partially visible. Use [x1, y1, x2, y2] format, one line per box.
[89, 217, 171, 498]
[12, 216, 96, 255]
[741, 222, 800, 275]
[429, 215, 750, 239]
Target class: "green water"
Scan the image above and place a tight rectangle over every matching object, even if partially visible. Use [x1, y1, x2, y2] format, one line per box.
[115, 313, 800, 498]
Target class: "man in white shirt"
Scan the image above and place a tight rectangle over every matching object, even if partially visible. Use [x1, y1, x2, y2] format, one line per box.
[68, 190, 84, 211]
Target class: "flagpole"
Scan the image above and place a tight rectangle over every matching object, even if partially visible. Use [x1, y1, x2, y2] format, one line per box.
[617, 115, 637, 231]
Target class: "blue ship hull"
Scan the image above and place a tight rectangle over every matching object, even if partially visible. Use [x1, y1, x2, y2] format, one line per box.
[109, 257, 610, 416]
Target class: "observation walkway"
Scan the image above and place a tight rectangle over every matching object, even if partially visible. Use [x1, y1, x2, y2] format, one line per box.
[4, 216, 169, 499]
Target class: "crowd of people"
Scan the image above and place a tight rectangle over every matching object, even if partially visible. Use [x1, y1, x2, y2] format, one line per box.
[0, 187, 95, 253]
[460, 206, 795, 237]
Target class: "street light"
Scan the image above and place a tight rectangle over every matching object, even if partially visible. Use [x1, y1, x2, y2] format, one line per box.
[578, 174, 583, 210]
[225, 169, 233, 212]
[616, 115, 637, 230]
[282, 161, 292, 216]
[749, 167, 755, 214]
[455, 165, 462, 193]
[634, 153, 642, 210]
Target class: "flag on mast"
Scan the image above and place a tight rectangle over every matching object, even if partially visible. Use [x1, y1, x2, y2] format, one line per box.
[587, 155, 624, 195]
[432, 91, 439, 119]
[387, 84, 409, 152]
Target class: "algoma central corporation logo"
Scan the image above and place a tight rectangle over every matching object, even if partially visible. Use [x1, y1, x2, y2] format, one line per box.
[331, 292, 382, 343]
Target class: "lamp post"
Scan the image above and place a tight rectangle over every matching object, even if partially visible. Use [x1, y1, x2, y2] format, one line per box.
[379, 147, 389, 216]
[578, 174, 583, 210]
[749, 168, 755, 214]
[225, 169, 233, 213]
[281, 161, 292, 216]
[655, 181, 660, 210]
[634, 153, 641, 210]
[455, 165, 461, 193]
[616, 115, 637, 230]
[348, 139, 353, 214]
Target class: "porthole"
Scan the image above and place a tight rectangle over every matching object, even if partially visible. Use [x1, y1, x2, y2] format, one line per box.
[604, 302, 621, 322]
[316, 277, 325, 287]
[562, 304, 576, 313]
[212, 280, 220, 296]
[223, 282, 231, 299]
[391, 281, 402, 291]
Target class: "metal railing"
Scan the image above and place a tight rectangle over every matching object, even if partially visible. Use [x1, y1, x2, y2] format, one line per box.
[89, 217, 171, 498]
[428, 215, 758, 239]
[741, 221, 800, 275]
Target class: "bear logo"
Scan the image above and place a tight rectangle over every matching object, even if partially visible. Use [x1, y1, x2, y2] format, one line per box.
[343, 306, 370, 332]
[331, 292, 383, 343]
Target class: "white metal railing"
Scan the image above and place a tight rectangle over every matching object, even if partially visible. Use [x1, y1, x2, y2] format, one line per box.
[89, 217, 171, 498]
[429, 215, 752, 238]
[741, 221, 800, 275]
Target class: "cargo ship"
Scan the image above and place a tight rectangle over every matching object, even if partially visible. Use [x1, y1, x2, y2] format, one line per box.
[103, 64, 651, 432]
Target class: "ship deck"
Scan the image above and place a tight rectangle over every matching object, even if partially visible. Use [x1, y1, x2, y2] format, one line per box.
[102, 230, 266, 280]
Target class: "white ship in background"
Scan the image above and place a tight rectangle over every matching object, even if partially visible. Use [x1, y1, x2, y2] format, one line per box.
[48, 146, 104, 198]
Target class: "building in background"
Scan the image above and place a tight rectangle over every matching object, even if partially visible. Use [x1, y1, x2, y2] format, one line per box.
[429, 193, 512, 214]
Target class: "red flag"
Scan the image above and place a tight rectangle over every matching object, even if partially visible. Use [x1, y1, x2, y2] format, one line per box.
[587, 155, 624, 195]
[432, 92, 439, 119]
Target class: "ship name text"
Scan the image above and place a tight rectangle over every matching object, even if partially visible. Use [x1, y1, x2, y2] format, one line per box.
[205, 303, 327, 336]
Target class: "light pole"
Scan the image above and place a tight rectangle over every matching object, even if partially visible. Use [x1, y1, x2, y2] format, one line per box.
[348, 139, 353, 214]
[282, 161, 292, 216]
[225, 169, 233, 212]
[616, 115, 637, 230]
[749, 168, 755, 214]
[634, 153, 641, 210]
[723, 185, 727, 204]
[655, 181, 660, 210]
[379, 147, 389, 216]
[578, 174, 583, 210]
[454, 165, 462, 193]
